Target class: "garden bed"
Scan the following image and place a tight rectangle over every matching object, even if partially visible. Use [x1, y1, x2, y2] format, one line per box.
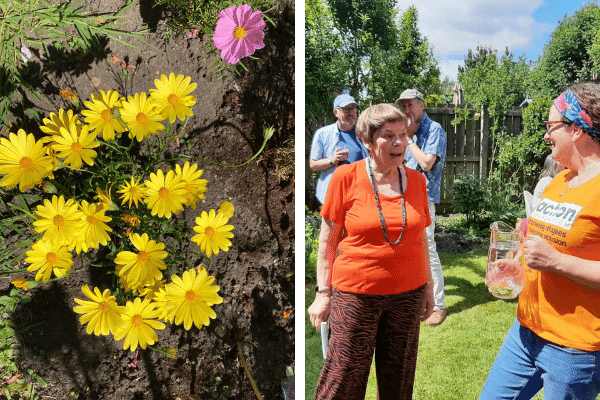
[0, 0, 295, 399]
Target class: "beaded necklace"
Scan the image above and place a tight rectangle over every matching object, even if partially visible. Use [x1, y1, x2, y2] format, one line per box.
[367, 158, 406, 245]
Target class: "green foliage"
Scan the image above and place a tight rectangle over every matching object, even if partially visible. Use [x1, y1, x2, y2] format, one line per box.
[0, 286, 46, 399]
[305, 206, 320, 282]
[305, 0, 348, 117]
[0, 0, 148, 129]
[450, 174, 485, 222]
[458, 46, 530, 133]
[155, 0, 277, 37]
[368, 6, 440, 104]
[490, 96, 553, 191]
[305, 0, 440, 114]
[526, 3, 600, 98]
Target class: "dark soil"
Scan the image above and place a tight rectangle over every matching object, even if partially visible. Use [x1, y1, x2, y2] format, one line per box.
[0, 1, 294, 399]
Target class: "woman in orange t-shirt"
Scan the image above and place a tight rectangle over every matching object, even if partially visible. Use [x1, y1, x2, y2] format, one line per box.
[308, 103, 434, 400]
[480, 83, 600, 400]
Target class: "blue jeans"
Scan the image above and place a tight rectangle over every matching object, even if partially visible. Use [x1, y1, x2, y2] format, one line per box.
[480, 319, 600, 400]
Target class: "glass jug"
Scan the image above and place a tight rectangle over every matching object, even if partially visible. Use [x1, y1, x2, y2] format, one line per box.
[485, 221, 526, 299]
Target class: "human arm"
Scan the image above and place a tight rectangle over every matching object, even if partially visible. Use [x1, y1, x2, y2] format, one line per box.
[407, 142, 438, 172]
[308, 218, 343, 330]
[521, 235, 600, 289]
[309, 147, 350, 172]
[421, 231, 435, 321]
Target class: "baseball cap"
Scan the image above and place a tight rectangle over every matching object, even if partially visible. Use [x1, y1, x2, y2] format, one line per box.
[395, 89, 424, 105]
[333, 94, 357, 111]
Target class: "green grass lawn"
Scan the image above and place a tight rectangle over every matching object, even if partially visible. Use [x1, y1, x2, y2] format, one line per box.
[305, 252, 545, 400]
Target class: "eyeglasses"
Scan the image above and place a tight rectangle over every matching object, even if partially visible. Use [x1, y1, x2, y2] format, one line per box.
[545, 120, 572, 133]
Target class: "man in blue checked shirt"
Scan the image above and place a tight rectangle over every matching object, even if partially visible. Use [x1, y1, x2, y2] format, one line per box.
[309, 94, 368, 204]
[397, 88, 448, 327]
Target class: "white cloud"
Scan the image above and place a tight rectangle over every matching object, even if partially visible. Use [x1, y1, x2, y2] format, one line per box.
[436, 57, 463, 82]
[395, 0, 545, 57]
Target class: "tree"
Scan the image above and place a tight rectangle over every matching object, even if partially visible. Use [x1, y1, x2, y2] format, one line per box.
[305, 0, 349, 117]
[368, 6, 440, 104]
[458, 47, 530, 132]
[305, 0, 440, 111]
[526, 3, 600, 98]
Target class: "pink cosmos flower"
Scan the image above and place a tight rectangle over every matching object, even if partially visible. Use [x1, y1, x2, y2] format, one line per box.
[213, 4, 266, 65]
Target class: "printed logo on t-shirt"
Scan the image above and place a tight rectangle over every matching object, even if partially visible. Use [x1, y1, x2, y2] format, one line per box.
[530, 199, 583, 230]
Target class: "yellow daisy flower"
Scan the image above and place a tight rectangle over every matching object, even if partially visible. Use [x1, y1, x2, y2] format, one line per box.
[114, 233, 168, 292]
[32, 195, 83, 246]
[52, 122, 100, 170]
[149, 73, 197, 124]
[25, 238, 73, 282]
[73, 285, 126, 336]
[11, 277, 30, 290]
[116, 176, 146, 208]
[81, 90, 125, 140]
[164, 266, 222, 330]
[144, 169, 187, 218]
[120, 92, 165, 142]
[39, 109, 81, 137]
[190, 208, 234, 258]
[151, 287, 174, 323]
[0, 129, 54, 191]
[71, 200, 113, 254]
[114, 297, 166, 351]
[139, 279, 166, 301]
[218, 201, 234, 220]
[94, 182, 119, 211]
[174, 162, 208, 209]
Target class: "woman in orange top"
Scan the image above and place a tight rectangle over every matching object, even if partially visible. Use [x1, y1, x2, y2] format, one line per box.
[480, 82, 600, 400]
[308, 103, 434, 400]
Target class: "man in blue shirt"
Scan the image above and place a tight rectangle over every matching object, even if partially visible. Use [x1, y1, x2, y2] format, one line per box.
[397, 89, 448, 326]
[309, 94, 368, 204]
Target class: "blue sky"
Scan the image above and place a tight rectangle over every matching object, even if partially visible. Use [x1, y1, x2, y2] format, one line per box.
[393, 0, 592, 81]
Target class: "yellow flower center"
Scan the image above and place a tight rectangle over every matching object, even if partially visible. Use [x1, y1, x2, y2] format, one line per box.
[137, 251, 149, 262]
[101, 109, 113, 122]
[19, 157, 34, 171]
[87, 215, 97, 225]
[98, 301, 110, 312]
[204, 226, 215, 238]
[136, 113, 148, 126]
[158, 187, 171, 199]
[71, 142, 83, 154]
[132, 315, 144, 326]
[129, 187, 138, 195]
[234, 26, 247, 40]
[167, 94, 179, 106]
[53, 215, 65, 227]
[46, 252, 58, 264]
[185, 290, 196, 302]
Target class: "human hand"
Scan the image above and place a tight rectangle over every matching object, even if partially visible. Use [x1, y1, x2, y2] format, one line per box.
[520, 235, 559, 271]
[308, 292, 332, 331]
[485, 258, 521, 286]
[331, 147, 349, 165]
[406, 118, 418, 137]
[420, 284, 434, 321]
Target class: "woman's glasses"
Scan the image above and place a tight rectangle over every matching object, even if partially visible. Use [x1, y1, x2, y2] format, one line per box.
[545, 120, 572, 133]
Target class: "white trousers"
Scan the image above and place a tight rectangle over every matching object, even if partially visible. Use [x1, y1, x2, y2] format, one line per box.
[427, 202, 445, 310]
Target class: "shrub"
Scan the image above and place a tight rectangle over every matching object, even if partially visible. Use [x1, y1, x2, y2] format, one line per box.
[449, 173, 485, 222]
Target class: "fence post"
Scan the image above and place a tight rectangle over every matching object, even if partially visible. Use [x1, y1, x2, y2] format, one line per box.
[480, 105, 490, 179]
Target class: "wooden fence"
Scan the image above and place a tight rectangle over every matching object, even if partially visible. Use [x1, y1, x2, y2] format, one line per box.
[305, 105, 524, 214]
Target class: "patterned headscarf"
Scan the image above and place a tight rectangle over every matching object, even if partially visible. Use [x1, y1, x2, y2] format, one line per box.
[554, 90, 600, 140]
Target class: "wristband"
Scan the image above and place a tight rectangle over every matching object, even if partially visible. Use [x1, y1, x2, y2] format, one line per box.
[328, 158, 334, 166]
[314, 285, 331, 293]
